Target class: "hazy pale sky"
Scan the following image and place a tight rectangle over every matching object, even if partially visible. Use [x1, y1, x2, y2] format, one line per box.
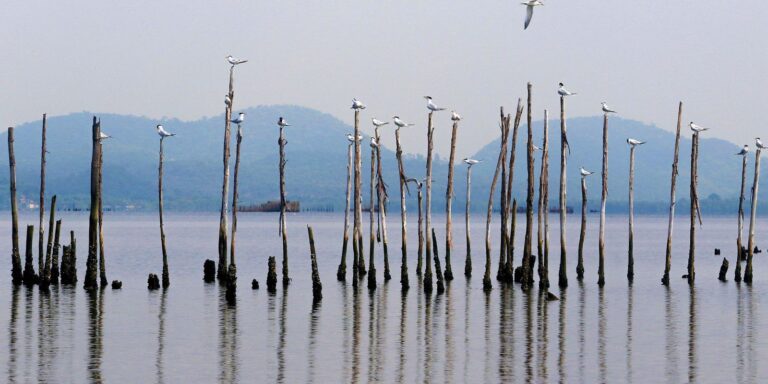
[2, 1, 766, 157]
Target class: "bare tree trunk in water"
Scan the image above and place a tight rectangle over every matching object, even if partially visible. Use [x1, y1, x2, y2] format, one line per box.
[445, 120, 459, 281]
[98, 140, 107, 287]
[8, 127, 22, 285]
[687, 132, 700, 285]
[395, 128, 409, 291]
[558, 96, 569, 288]
[227, 126, 243, 302]
[38, 114, 47, 283]
[662, 102, 683, 285]
[538, 110, 550, 289]
[217, 66, 235, 282]
[577, 176, 587, 280]
[159, 137, 170, 288]
[424, 112, 434, 294]
[465, 165, 473, 278]
[84, 117, 100, 290]
[484, 110, 511, 291]
[598, 114, 608, 287]
[338, 143, 353, 281]
[374, 128, 391, 281]
[735, 152, 747, 282]
[368, 143, 377, 290]
[279, 125, 289, 286]
[505, 102, 524, 282]
[521, 83, 535, 289]
[627, 144, 636, 282]
[353, 110, 366, 278]
[744, 148, 761, 284]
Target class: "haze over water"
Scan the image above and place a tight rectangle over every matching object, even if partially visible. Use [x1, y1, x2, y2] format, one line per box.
[0, 212, 765, 383]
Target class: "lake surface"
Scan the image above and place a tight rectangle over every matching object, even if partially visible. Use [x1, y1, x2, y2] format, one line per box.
[0, 211, 766, 383]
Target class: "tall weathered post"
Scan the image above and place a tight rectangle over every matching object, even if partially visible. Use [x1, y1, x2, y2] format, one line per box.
[395, 128, 409, 291]
[308, 226, 322, 302]
[558, 91, 570, 288]
[484, 109, 511, 291]
[744, 147, 761, 284]
[374, 128, 391, 281]
[41, 195, 57, 287]
[465, 162, 474, 277]
[38, 113, 47, 281]
[627, 139, 644, 282]
[598, 113, 609, 287]
[367, 141, 377, 290]
[498, 108, 510, 283]
[84, 117, 101, 290]
[8, 127, 22, 285]
[278, 119, 290, 286]
[227, 125, 243, 302]
[217, 64, 237, 282]
[98, 136, 107, 287]
[577, 171, 591, 280]
[445, 115, 461, 281]
[735, 147, 748, 282]
[687, 131, 701, 284]
[352, 107, 366, 279]
[504, 102, 524, 281]
[23, 225, 36, 286]
[662, 102, 683, 285]
[423, 111, 435, 294]
[338, 139, 354, 281]
[521, 83, 535, 289]
[158, 132, 172, 288]
[538, 111, 550, 289]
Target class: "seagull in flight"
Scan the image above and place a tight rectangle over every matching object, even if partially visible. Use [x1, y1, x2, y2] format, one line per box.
[533, 144, 542, 151]
[451, 111, 462, 121]
[372, 118, 389, 127]
[424, 96, 446, 112]
[757, 138, 767, 150]
[522, 0, 544, 30]
[157, 125, 175, 138]
[736, 145, 749, 156]
[278, 117, 290, 128]
[405, 177, 423, 189]
[558, 83, 576, 97]
[370, 137, 379, 148]
[347, 133, 362, 143]
[463, 158, 481, 166]
[601, 102, 617, 114]
[580, 167, 594, 177]
[351, 98, 366, 110]
[393, 116, 414, 128]
[231, 112, 245, 125]
[626, 138, 645, 146]
[226, 55, 248, 66]
[99, 132, 112, 140]
[689, 122, 709, 133]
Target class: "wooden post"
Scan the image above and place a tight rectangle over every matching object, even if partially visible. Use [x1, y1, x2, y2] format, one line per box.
[41, 195, 57, 287]
[84, 117, 100, 290]
[353, 110, 366, 278]
[227, 126, 243, 301]
[432, 228, 445, 294]
[558, 95, 569, 288]
[308, 226, 322, 302]
[445, 120, 459, 281]
[279, 125, 290, 286]
[159, 135, 171, 288]
[577, 175, 588, 280]
[23, 225, 36, 286]
[538, 110, 550, 289]
[628, 143, 637, 282]
[267, 256, 277, 293]
[337, 142, 353, 281]
[465, 164, 473, 277]
[417, 181, 425, 280]
[217, 66, 235, 282]
[687, 132, 700, 284]
[424, 112, 435, 294]
[395, 128, 409, 291]
[374, 128, 391, 281]
[522, 82, 535, 289]
[368, 143, 377, 290]
[8, 127, 22, 285]
[484, 110, 511, 291]
[598, 113, 608, 287]
[98, 138, 107, 287]
[744, 148, 761, 283]
[497, 107, 509, 283]
[505, 102, 524, 281]
[662, 102, 683, 285]
[50, 219, 62, 284]
[509, 199, 518, 280]
[38, 113, 47, 281]
[735, 152, 748, 282]
[60, 231, 77, 284]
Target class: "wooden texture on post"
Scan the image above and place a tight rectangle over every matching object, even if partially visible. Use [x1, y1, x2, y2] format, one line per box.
[308, 226, 322, 302]
[84, 117, 100, 290]
[744, 148, 761, 283]
[416, 182, 424, 279]
[8, 127, 22, 285]
[497, 107, 509, 283]
[353, 110, 366, 278]
[509, 199, 518, 280]
[374, 128, 391, 281]
[395, 128, 409, 290]
[627, 144, 636, 282]
[98, 139, 107, 287]
[432, 228, 445, 294]
[279, 125, 289, 286]
[159, 136, 170, 288]
[465, 164, 473, 277]
[42, 195, 57, 286]
[38, 113, 47, 281]
[538, 110, 550, 289]
[687, 132, 699, 284]
[51, 219, 62, 284]
[444, 120, 459, 281]
[662, 102, 683, 285]
[522, 83, 535, 289]
[424, 112, 434, 294]
[598, 113, 608, 287]
[337, 142, 353, 281]
[505, 101, 524, 280]
[735, 152, 748, 282]
[558, 95, 569, 288]
[577, 175, 587, 280]
[484, 110, 511, 291]
[23, 225, 36, 286]
[218, 66, 235, 282]
[228, 126, 243, 296]
[367, 143, 377, 290]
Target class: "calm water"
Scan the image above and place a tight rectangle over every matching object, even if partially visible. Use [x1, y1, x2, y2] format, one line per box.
[0, 211, 766, 383]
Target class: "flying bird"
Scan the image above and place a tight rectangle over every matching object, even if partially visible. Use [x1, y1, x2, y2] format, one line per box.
[347, 133, 362, 143]
[580, 167, 594, 177]
[231, 112, 245, 125]
[626, 138, 645, 146]
[393, 116, 414, 128]
[689, 122, 709, 133]
[736, 145, 749, 156]
[533, 144, 542, 151]
[451, 111, 462, 121]
[351, 98, 366, 110]
[424, 96, 446, 112]
[157, 125, 175, 138]
[463, 158, 480, 166]
[558, 83, 576, 97]
[405, 177, 424, 189]
[757, 138, 767, 150]
[601, 102, 616, 114]
[372, 118, 389, 127]
[226, 55, 248, 65]
[278, 117, 290, 127]
[370, 137, 379, 148]
[522, 0, 544, 30]
[99, 132, 112, 140]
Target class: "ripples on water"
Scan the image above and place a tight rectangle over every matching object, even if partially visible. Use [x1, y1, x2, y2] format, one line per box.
[0, 212, 766, 383]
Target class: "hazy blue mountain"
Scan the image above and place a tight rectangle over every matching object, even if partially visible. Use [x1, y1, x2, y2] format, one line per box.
[0, 107, 756, 214]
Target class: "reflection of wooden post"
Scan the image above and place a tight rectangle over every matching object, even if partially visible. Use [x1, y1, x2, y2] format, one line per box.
[504, 101, 523, 281]
[465, 164, 473, 278]
[598, 113, 608, 287]
[577, 176, 587, 280]
[217, 66, 235, 282]
[662, 102, 683, 285]
[424, 112, 435, 294]
[521, 83, 535, 289]
[84, 117, 100, 290]
[687, 132, 700, 284]
[8, 127, 22, 285]
[445, 120, 459, 281]
[38, 113, 47, 281]
[484, 109, 511, 291]
[558, 96, 569, 288]
[744, 148, 761, 283]
[338, 143, 353, 281]
[627, 143, 636, 282]
[735, 152, 747, 282]
[395, 129, 409, 291]
[538, 111, 550, 289]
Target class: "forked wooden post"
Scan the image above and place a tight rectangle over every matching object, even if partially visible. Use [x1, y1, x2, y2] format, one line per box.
[337, 142, 353, 281]
[8, 127, 22, 285]
[505, 101, 524, 281]
[735, 150, 748, 282]
[597, 113, 608, 287]
[662, 102, 683, 285]
[744, 148, 761, 283]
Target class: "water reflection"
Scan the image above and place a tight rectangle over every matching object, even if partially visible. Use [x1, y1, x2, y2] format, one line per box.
[578, 282, 585, 383]
[524, 290, 533, 382]
[687, 285, 697, 383]
[626, 284, 633, 383]
[306, 299, 320, 384]
[276, 289, 286, 384]
[597, 287, 606, 384]
[7, 286, 20, 384]
[558, 288, 566, 383]
[351, 290, 361, 384]
[444, 283, 455, 382]
[664, 287, 679, 382]
[498, 286, 512, 381]
[463, 279, 470, 384]
[218, 286, 238, 384]
[87, 289, 104, 384]
[397, 292, 407, 383]
[155, 289, 167, 384]
[423, 290, 434, 383]
[38, 287, 57, 383]
[537, 291, 550, 383]
[367, 291, 375, 383]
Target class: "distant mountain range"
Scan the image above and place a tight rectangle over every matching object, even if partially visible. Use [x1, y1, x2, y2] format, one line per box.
[0, 106, 759, 214]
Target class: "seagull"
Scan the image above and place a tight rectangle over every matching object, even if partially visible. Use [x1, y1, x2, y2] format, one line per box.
[393, 116, 414, 128]
[451, 111, 462, 121]
[370, 137, 379, 148]
[347, 133, 362, 142]
[689, 122, 709, 133]
[601, 102, 617, 114]
[278, 117, 290, 128]
[757, 138, 767, 150]
[351, 98, 366, 110]
[157, 125, 175, 138]
[372, 118, 389, 127]
[522, 0, 544, 30]
[463, 157, 480, 166]
[533, 144, 542, 151]
[231, 112, 245, 125]
[405, 177, 423, 189]
[225, 95, 232, 106]
[626, 138, 645, 146]
[99, 132, 111, 140]
[226, 55, 248, 65]
[580, 167, 594, 177]
[736, 145, 749, 156]
[424, 96, 446, 112]
[558, 83, 576, 97]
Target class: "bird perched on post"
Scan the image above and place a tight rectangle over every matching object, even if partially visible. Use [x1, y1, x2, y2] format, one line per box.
[99, 132, 112, 140]
[278, 117, 290, 128]
[231, 112, 245, 125]
[580, 167, 594, 177]
[424, 96, 446, 112]
[522, 0, 544, 30]
[737, 145, 750, 156]
[689, 122, 709, 133]
[626, 138, 645, 146]
[451, 111, 462, 121]
[226, 55, 248, 66]
[463, 158, 480, 166]
[347, 133, 362, 143]
[372, 118, 389, 127]
[756, 138, 767, 150]
[601, 102, 617, 114]
[157, 125, 175, 138]
[351, 98, 366, 110]
[393, 116, 414, 128]
[558, 83, 576, 97]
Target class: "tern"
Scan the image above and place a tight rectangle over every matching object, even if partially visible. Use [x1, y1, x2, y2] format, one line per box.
[157, 125, 175, 138]
[424, 96, 446, 112]
[580, 167, 594, 177]
[393, 116, 414, 128]
[757, 138, 767, 150]
[347, 133, 362, 143]
[226, 55, 248, 66]
[689, 122, 709, 133]
[558, 83, 576, 97]
[99, 132, 112, 140]
[533, 144, 542, 151]
[626, 138, 645, 146]
[370, 137, 379, 148]
[736, 145, 749, 156]
[372, 118, 389, 127]
[601, 102, 617, 114]
[451, 111, 462, 121]
[351, 98, 366, 110]
[522, 0, 544, 30]
[463, 157, 480, 166]
[278, 117, 290, 128]
[231, 112, 245, 125]
[405, 177, 424, 189]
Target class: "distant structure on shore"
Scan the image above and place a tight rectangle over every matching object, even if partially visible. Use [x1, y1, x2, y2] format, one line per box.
[239, 200, 300, 213]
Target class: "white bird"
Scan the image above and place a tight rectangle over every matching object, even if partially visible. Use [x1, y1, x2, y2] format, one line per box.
[601, 102, 617, 114]
[522, 0, 544, 30]
[370, 137, 379, 148]
[558, 82, 576, 97]
[231, 112, 245, 125]
[533, 144, 542, 151]
[351, 98, 366, 110]
[689, 122, 709, 133]
[424, 96, 446, 112]
[757, 138, 767, 150]
[372, 118, 389, 127]
[736, 145, 749, 156]
[393, 116, 414, 128]
[99, 132, 111, 140]
[278, 117, 290, 127]
[626, 138, 645, 146]
[451, 110, 462, 121]
[580, 167, 594, 177]
[405, 177, 423, 189]
[226, 55, 248, 65]
[225, 95, 232, 106]
[157, 124, 175, 138]
[347, 133, 362, 143]
[463, 157, 480, 166]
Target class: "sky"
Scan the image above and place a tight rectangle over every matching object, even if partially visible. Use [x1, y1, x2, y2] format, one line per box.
[2, 1, 767, 158]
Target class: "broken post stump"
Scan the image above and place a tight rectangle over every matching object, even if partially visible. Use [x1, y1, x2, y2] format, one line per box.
[718, 258, 729, 282]
[308, 226, 322, 302]
[148, 273, 160, 290]
[267, 256, 278, 293]
[203, 259, 216, 283]
[22, 225, 37, 286]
